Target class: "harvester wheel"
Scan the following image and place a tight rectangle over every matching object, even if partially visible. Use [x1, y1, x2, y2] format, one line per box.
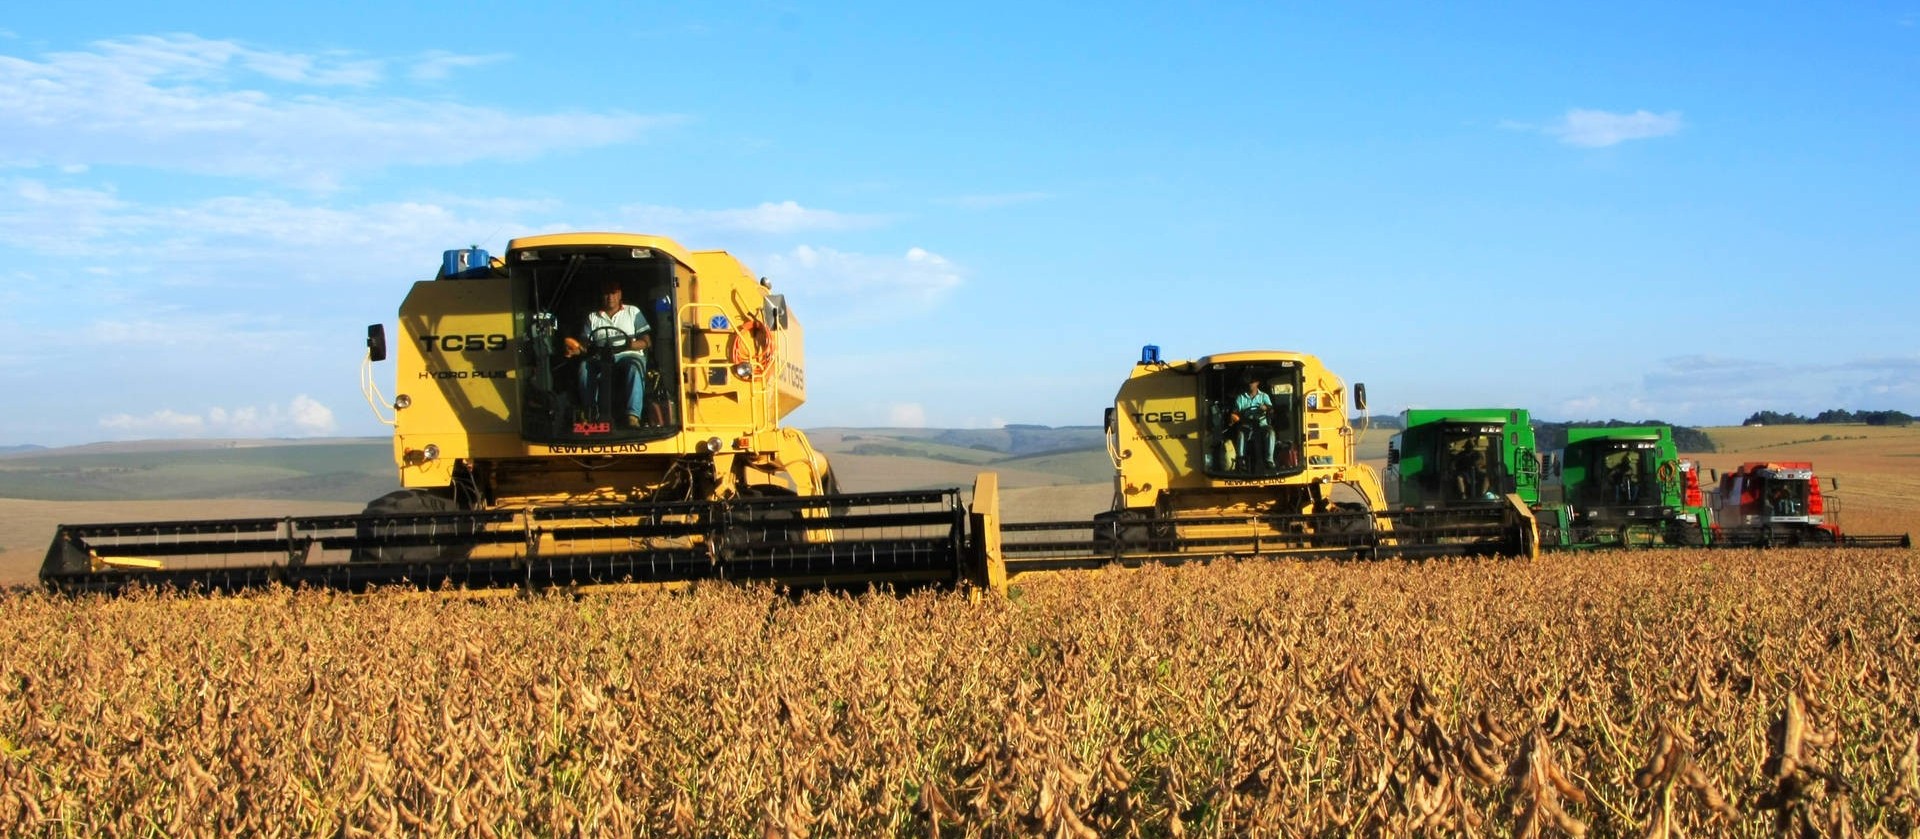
[1678, 521, 1706, 547]
[350, 489, 472, 563]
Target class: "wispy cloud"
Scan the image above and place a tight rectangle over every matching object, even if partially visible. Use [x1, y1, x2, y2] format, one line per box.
[0, 35, 676, 188]
[1641, 354, 1920, 416]
[761, 244, 963, 317]
[0, 177, 550, 284]
[1550, 108, 1683, 148]
[1505, 108, 1684, 148]
[887, 403, 928, 427]
[621, 200, 889, 235]
[100, 394, 338, 438]
[80, 308, 312, 353]
[409, 50, 510, 81]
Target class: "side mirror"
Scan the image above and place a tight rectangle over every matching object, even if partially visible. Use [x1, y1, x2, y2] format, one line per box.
[1353, 383, 1367, 412]
[366, 324, 387, 362]
[1386, 446, 1400, 466]
[764, 294, 790, 330]
[1830, 477, 1839, 491]
[1708, 468, 1718, 481]
[1104, 407, 1116, 433]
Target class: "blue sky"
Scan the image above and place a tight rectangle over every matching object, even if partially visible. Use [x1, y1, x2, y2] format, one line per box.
[2, 3, 1916, 446]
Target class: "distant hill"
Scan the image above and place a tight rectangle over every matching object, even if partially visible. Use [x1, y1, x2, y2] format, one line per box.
[0, 428, 1116, 502]
[0, 441, 397, 502]
[932, 425, 1104, 456]
[0, 445, 47, 456]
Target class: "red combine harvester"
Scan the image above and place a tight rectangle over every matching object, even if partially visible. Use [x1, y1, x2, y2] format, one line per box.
[1711, 461, 1910, 548]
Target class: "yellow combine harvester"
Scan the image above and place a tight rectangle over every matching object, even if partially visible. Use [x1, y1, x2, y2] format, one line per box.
[42, 233, 967, 593]
[969, 347, 1539, 592]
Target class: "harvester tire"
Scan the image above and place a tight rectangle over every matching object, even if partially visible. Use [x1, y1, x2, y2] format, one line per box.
[1679, 521, 1706, 547]
[350, 489, 471, 564]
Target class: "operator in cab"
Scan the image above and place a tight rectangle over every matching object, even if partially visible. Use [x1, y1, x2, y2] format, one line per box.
[1452, 438, 1489, 500]
[565, 277, 652, 429]
[1231, 376, 1274, 473]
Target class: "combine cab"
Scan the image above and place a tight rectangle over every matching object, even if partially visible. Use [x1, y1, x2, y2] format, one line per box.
[1710, 461, 1911, 549]
[970, 347, 1538, 591]
[44, 233, 969, 594]
[1550, 426, 1712, 549]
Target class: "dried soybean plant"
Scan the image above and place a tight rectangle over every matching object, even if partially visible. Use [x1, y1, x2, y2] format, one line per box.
[1, 548, 1919, 836]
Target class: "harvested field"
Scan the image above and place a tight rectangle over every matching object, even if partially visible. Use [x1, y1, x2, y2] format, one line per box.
[4, 549, 1920, 836]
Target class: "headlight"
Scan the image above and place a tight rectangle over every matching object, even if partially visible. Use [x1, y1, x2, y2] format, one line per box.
[697, 437, 723, 455]
[732, 362, 754, 381]
[393, 394, 412, 410]
[422, 444, 441, 461]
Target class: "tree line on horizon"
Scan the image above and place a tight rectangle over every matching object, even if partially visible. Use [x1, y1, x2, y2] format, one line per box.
[1741, 409, 1914, 427]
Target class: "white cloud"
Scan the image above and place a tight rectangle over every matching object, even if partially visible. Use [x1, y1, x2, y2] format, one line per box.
[0, 35, 674, 187]
[80, 309, 306, 353]
[288, 394, 337, 433]
[1609, 354, 1920, 423]
[99, 394, 338, 438]
[761, 244, 963, 314]
[99, 409, 206, 434]
[0, 177, 550, 283]
[1544, 108, 1684, 148]
[621, 200, 888, 235]
[887, 403, 927, 427]
[408, 50, 510, 81]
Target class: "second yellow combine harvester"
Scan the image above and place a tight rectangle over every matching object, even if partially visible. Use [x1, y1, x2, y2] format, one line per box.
[41, 237, 1536, 595]
[971, 346, 1539, 592]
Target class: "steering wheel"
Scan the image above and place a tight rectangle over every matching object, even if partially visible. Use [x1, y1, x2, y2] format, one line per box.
[588, 325, 632, 350]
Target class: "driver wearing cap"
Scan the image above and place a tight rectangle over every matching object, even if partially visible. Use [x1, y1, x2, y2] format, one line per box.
[569, 278, 652, 428]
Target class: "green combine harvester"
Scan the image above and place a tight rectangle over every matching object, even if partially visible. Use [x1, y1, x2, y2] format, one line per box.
[1384, 408, 1561, 547]
[1550, 426, 1712, 548]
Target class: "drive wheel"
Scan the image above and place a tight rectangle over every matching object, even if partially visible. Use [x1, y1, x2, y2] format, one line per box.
[1679, 521, 1706, 547]
[351, 489, 472, 563]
